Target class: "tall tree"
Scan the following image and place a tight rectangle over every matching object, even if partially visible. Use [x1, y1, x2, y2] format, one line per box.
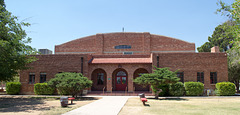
[0, 0, 37, 81]
[228, 49, 240, 92]
[197, 20, 235, 52]
[217, 0, 240, 50]
[217, 0, 240, 91]
[134, 67, 179, 99]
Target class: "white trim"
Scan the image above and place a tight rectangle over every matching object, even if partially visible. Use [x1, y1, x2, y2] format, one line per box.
[55, 52, 95, 54]
[104, 51, 142, 53]
[151, 50, 195, 53]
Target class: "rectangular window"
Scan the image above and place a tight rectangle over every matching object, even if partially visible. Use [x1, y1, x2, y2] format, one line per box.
[97, 73, 104, 85]
[123, 52, 133, 55]
[81, 57, 83, 74]
[122, 77, 126, 84]
[177, 72, 184, 82]
[117, 77, 121, 84]
[115, 45, 131, 49]
[40, 73, 47, 83]
[197, 72, 204, 83]
[210, 72, 217, 84]
[29, 73, 35, 84]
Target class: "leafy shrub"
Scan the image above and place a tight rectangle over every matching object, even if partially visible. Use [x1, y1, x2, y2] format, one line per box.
[48, 72, 92, 97]
[215, 82, 236, 96]
[6, 82, 21, 94]
[169, 82, 185, 96]
[34, 83, 55, 95]
[135, 67, 180, 99]
[184, 82, 204, 96]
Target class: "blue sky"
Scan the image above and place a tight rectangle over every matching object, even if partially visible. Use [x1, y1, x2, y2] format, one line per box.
[5, 0, 234, 53]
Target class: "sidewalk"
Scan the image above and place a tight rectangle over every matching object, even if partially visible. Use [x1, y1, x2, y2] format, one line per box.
[63, 96, 130, 115]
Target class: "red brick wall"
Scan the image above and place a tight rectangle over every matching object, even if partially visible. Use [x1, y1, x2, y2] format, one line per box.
[20, 54, 89, 94]
[55, 35, 99, 54]
[20, 52, 228, 94]
[152, 53, 228, 90]
[21, 32, 228, 94]
[55, 32, 195, 55]
[151, 35, 195, 52]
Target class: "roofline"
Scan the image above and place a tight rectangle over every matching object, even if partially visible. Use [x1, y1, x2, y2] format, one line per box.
[55, 32, 194, 46]
[150, 34, 195, 44]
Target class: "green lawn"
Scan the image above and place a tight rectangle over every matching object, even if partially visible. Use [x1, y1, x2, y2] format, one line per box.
[119, 97, 240, 115]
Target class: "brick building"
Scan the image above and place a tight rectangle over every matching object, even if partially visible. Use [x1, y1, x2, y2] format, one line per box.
[20, 32, 228, 94]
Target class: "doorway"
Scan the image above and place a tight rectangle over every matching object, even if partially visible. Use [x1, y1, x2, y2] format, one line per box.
[115, 71, 127, 91]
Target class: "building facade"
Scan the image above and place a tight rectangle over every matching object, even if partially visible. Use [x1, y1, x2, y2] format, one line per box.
[20, 32, 228, 94]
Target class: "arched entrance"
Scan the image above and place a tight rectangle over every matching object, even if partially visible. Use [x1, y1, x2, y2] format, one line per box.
[91, 68, 107, 91]
[112, 68, 128, 91]
[133, 68, 149, 91]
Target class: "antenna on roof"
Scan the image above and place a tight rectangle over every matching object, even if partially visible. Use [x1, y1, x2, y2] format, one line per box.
[122, 27, 124, 32]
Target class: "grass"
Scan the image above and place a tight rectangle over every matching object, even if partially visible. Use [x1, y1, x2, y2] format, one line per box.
[0, 96, 100, 115]
[119, 97, 240, 115]
[41, 97, 101, 115]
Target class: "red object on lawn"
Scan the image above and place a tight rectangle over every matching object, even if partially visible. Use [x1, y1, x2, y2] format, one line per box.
[68, 97, 75, 104]
[141, 98, 147, 105]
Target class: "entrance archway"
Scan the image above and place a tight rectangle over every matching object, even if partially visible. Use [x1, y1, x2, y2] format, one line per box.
[91, 68, 107, 91]
[112, 68, 128, 91]
[133, 68, 149, 91]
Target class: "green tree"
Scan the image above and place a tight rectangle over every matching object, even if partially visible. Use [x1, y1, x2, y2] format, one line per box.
[48, 72, 92, 97]
[228, 49, 240, 92]
[0, 0, 37, 81]
[217, 0, 240, 50]
[217, 0, 240, 91]
[197, 20, 235, 52]
[134, 67, 180, 99]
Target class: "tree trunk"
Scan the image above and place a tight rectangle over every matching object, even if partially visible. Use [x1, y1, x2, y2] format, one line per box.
[236, 80, 239, 93]
[154, 89, 162, 99]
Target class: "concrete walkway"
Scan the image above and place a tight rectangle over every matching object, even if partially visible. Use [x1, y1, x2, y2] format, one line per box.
[63, 96, 130, 115]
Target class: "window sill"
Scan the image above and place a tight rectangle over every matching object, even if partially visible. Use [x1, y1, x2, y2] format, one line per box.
[210, 84, 216, 85]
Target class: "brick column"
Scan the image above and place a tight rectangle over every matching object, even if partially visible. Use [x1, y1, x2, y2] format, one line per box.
[143, 32, 151, 54]
[128, 71, 134, 92]
[96, 34, 104, 54]
[106, 71, 112, 92]
[204, 71, 211, 89]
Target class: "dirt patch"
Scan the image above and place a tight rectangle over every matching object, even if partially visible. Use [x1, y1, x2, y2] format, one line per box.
[0, 96, 101, 115]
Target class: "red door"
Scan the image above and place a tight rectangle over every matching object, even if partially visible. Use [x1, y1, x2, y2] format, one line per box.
[116, 76, 127, 91]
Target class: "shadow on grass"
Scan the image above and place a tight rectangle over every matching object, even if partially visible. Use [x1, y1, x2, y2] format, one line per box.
[147, 97, 189, 101]
[0, 96, 101, 113]
[0, 97, 49, 112]
[75, 97, 100, 101]
[144, 104, 150, 107]
[31, 96, 100, 101]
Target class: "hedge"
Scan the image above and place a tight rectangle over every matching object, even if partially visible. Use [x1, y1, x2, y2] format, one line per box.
[34, 83, 55, 95]
[215, 82, 236, 96]
[6, 82, 21, 95]
[184, 82, 204, 96]
[169, 82, 185, 96]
